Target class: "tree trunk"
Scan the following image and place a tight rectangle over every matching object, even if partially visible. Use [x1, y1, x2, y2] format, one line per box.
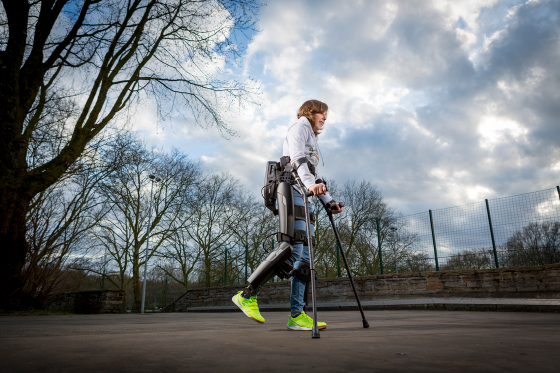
[0, 186, 32, 310]
[182, 269, 188, 292]
[204, 255, 211, 287]
[132, 255, 141, 312]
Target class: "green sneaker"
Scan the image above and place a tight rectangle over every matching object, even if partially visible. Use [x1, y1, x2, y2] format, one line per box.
[286, 311, 327, 330]
[232, 291, 265, 324]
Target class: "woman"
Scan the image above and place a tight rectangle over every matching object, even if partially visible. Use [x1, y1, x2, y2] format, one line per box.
[233, 100, 343, 331]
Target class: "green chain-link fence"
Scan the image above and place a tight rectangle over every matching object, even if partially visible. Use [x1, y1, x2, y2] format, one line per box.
[389, 187, 560, 273]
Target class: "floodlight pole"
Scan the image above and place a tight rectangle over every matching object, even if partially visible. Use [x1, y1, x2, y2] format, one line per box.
[141, 175, 160, 314]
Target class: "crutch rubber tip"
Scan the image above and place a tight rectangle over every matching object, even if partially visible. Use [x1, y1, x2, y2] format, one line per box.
[363, 319, 370, 328]
[312, 332, 320, 338]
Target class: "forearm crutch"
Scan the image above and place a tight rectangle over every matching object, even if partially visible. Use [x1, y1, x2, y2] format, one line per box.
[319, 199, 370, 329]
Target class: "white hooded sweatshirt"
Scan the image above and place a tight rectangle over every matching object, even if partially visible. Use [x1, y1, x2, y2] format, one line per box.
[283, 116, 333, 204]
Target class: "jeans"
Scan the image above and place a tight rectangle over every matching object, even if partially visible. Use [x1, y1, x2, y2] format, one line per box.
[250, 189, 314, 315]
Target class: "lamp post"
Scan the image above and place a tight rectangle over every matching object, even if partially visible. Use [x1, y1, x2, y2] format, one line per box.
[141, 174, 161, 314]
[390, 226, 398, 274]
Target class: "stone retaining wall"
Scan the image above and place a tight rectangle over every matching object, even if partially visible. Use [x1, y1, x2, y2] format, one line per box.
[48, 290, 125, 314]
[166, 263, 560, 312]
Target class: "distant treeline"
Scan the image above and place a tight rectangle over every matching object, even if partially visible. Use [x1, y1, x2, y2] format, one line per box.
[25, 133, 560, 310]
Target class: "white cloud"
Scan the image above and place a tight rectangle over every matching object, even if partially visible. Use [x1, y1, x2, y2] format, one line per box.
[433, 0, 501, 33]
[478, 116, 528, 149]
[467, 185, 494, 201]
[133, 0, 560, 215]
[536, 199, 560, 216]
[456, 28, 477, 51]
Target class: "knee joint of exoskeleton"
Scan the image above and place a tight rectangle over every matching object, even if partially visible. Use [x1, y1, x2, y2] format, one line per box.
[292, 262, 317, 283]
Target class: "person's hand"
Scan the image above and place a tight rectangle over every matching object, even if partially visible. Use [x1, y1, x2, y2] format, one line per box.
[331, 202, 343, 215]
[309, 183, 327, 196]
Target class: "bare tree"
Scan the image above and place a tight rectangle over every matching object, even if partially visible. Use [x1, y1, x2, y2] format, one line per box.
[0, 0, 259, 308]
[334, 180, 396, 276]
[442, 249, 493, 271]
[502, 221, 560, 267]
[185, 172, 241, 287]
[379, 220, 429, 274]
[158, 226, 201, 291]
[230, 195, 276, 278]
[400, 252, 433, 272]
[22, 131, 129, 306]
[95, 142, 199, 310]
[23, 167, 109, 306]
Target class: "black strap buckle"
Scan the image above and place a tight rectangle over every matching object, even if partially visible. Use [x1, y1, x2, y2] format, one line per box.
[292, 263, 317, 282]
[276, 232, 292, 243]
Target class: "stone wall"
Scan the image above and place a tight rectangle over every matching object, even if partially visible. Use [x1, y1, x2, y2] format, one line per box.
[48, 290, 125, 314]
[166, 263, 560, 312]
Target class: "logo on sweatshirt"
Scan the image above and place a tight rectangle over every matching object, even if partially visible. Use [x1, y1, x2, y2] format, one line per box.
[308, 146, 319, 166]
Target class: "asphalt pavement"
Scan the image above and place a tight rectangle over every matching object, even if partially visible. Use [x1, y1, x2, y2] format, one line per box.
[1, 310, 559, 372]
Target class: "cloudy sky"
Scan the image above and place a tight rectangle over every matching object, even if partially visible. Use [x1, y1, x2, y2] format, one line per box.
[134, 0, 560, 216]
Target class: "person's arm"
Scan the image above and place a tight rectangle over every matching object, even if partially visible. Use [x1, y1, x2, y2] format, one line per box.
[315, 171, 332, 203]
[315, 173, 343, 214]
[286, 122, 316, 189]
[318, 191, 333, 204]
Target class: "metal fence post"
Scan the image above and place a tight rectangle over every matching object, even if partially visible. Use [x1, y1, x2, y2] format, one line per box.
[245, 244, 248, 284]
[485, 199, 499, 268]
[336, 242, 341, 277]
[390, 227, 398, 274]
[429, 210, 439, 271]
[376, 219, 383, 274]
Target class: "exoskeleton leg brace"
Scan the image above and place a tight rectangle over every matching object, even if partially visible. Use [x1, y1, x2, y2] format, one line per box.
[242, 182, 295, 298]
[242, 157, 317, 298]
